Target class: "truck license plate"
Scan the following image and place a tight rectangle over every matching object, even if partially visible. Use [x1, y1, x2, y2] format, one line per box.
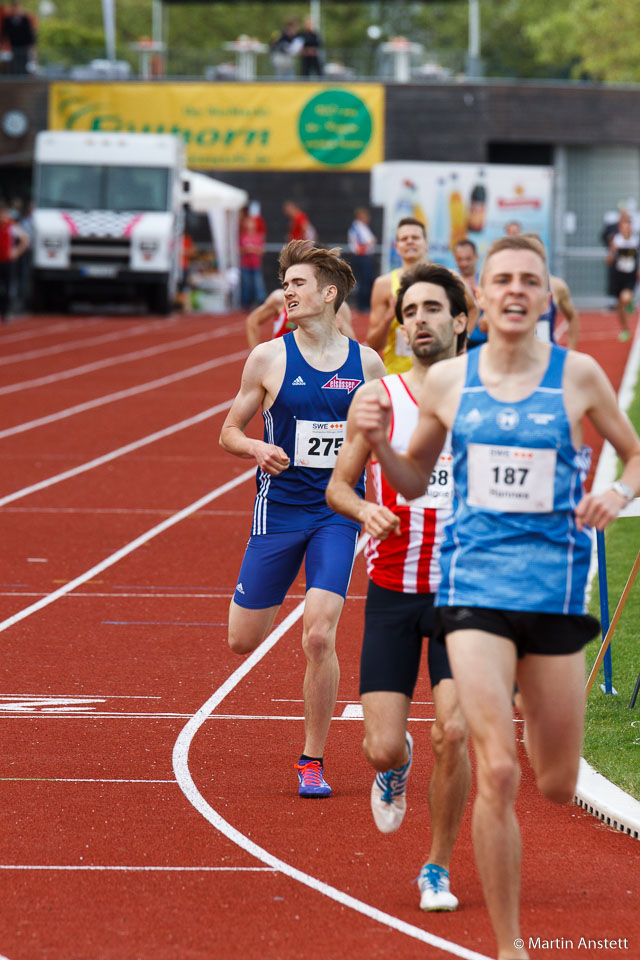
[82, 264, 119, 278]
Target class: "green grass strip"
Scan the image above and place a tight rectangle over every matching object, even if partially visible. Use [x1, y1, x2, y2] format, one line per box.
[585, 369, 640, 800]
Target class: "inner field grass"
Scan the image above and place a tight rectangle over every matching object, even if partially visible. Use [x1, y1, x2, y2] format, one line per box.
[585, 371, 640, 801]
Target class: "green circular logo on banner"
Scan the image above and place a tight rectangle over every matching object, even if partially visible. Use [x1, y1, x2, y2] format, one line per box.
[298, 90, 372, 166]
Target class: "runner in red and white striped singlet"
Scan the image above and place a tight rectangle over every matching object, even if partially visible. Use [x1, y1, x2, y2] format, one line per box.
[326, 262, 471, 913]
[365, 372, 453, 594]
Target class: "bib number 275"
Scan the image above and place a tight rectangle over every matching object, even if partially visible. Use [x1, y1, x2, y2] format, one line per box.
[294, 420, 346, 468]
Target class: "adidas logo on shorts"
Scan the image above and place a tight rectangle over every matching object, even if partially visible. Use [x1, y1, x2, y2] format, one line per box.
[236, 583, 245, 595]
[292, 376, 306, 386]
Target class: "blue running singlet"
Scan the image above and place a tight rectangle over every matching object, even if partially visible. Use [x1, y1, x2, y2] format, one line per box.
[437, 344, 593, 614]
[253, 332, 365, 534]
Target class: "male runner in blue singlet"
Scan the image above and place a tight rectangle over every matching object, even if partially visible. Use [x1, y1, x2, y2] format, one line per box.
[354, 235, 640, 959]
[220, 240, 385, 798]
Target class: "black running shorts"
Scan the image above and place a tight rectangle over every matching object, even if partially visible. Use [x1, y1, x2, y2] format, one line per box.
[434, 605, 600, 658]
[359, 580, 453, 697]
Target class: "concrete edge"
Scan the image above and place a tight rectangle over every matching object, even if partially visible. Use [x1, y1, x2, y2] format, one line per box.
[574, 759, 640, 841]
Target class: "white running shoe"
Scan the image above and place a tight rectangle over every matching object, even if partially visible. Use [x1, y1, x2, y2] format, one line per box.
[418, 863, 459, 911]
[370, 731, 413, 834]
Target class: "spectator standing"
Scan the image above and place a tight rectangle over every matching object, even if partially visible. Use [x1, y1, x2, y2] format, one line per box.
[269, 17, 301, 78]
[239, 204, 267, 309]
[10, 197, 32, 309]
[1, 1, 36, 75]
[606, 211, 638, 342]
[0, 201, 30, 323]
[297, 17, 323, 77]
[283, 201, 317, 243]
[348, 207, 377, 311]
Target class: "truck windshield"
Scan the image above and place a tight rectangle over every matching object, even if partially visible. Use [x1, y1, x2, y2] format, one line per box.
[36, 164, 170, 212]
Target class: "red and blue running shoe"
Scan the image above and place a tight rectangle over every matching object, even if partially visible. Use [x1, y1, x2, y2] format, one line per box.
[294, 759, 332, 798]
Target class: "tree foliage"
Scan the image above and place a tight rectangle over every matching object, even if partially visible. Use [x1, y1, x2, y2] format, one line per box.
[28, 0, 640, 83]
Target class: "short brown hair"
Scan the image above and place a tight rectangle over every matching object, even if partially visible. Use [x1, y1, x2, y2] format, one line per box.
[480, 235, 548, 285]
[395, 262, 468, 353]
[278, 239, 355, 311]
[396, 216, 427, 238]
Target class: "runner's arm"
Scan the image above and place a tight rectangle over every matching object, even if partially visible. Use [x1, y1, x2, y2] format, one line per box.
[326, 386, 401, 540]
[572, 356, 640, 530]
[360, 343, 387, 381]
[245, 291, 283, 350]
[356, 365, 448, 501]
[551, 276, 580, 349]
[463, 282, 478, 334]
[365, 275, 393, 352]
[219, 346, 290, 474]
[11, 222, 30, 260]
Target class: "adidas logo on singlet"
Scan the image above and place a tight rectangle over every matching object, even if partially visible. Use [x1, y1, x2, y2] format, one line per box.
[292, 376, 306, 386]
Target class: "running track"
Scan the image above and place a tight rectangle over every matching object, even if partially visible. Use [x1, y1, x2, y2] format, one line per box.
[0, 309, 638, 960]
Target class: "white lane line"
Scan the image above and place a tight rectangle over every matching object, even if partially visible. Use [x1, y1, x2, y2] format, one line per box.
[0, 778, 176, 783]
[0, 467, 256, 634]
[0, 693, 161, 698]
[0, 319, 172, 367]
[0, 326, 241, 395]
[0, 865, 275, 873]
[0, 400, 233, 506]
[0, 349, 247, 440]
[0, 318, 104, 344]
[172, 578, 491, 960]
[0, 714, 431, 721]
[0, 592, 246, 599]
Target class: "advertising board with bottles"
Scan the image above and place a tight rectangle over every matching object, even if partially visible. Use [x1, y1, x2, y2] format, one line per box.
[371, 161, 553, 272]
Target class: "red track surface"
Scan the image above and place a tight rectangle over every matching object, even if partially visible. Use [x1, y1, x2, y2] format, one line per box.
[0, 309, 638, 960]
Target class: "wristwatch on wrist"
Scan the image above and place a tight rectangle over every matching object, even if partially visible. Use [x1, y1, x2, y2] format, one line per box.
[611, 480, 633, 504]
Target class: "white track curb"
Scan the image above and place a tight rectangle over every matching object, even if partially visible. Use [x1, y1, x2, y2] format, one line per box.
[575, 759, 640, 840]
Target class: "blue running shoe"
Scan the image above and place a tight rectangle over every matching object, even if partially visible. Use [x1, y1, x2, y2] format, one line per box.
[370, 731, 413, 833]
[418, 863, 459, 911]
[295, 759, 332, 798]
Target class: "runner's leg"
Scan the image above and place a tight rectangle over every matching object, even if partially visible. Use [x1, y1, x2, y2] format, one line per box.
[427, 677, 470, 870]
[361, 691, 411, 770]
[516, 649, 585, 804]
[300, 587, 344, 757]
[446, 629, 528, 960]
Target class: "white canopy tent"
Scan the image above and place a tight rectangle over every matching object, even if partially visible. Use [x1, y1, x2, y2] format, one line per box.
[181, 170, 248, 213]
[181, 170, 249, 308]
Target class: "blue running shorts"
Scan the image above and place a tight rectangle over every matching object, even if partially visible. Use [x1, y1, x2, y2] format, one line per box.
[233, 522, 359, 609]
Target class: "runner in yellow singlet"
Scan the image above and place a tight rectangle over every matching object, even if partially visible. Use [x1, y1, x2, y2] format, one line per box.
[367, 217, 477, 373]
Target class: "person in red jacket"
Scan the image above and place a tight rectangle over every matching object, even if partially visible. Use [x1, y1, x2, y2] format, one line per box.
[0, 202, 30, 323]
[283, 201, 317, 242]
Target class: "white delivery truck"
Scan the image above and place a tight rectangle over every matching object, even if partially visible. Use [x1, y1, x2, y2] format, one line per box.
[31, 131, 185, 314]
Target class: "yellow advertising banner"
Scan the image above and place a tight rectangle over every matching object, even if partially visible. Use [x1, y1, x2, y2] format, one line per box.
[48, 82, 385, 172]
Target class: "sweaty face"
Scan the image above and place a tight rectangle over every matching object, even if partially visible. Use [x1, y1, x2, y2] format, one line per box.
[400, 281, 459, 360]
[395, 225, 428, 264]
[282, 263, 327, 319]
[478, 249, 548, 333]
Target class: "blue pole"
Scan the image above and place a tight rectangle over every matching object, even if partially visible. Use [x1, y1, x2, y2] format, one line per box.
[596, 529, 613, 694]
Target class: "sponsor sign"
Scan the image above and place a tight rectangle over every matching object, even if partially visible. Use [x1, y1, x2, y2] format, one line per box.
[49, 82, 385, 172]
